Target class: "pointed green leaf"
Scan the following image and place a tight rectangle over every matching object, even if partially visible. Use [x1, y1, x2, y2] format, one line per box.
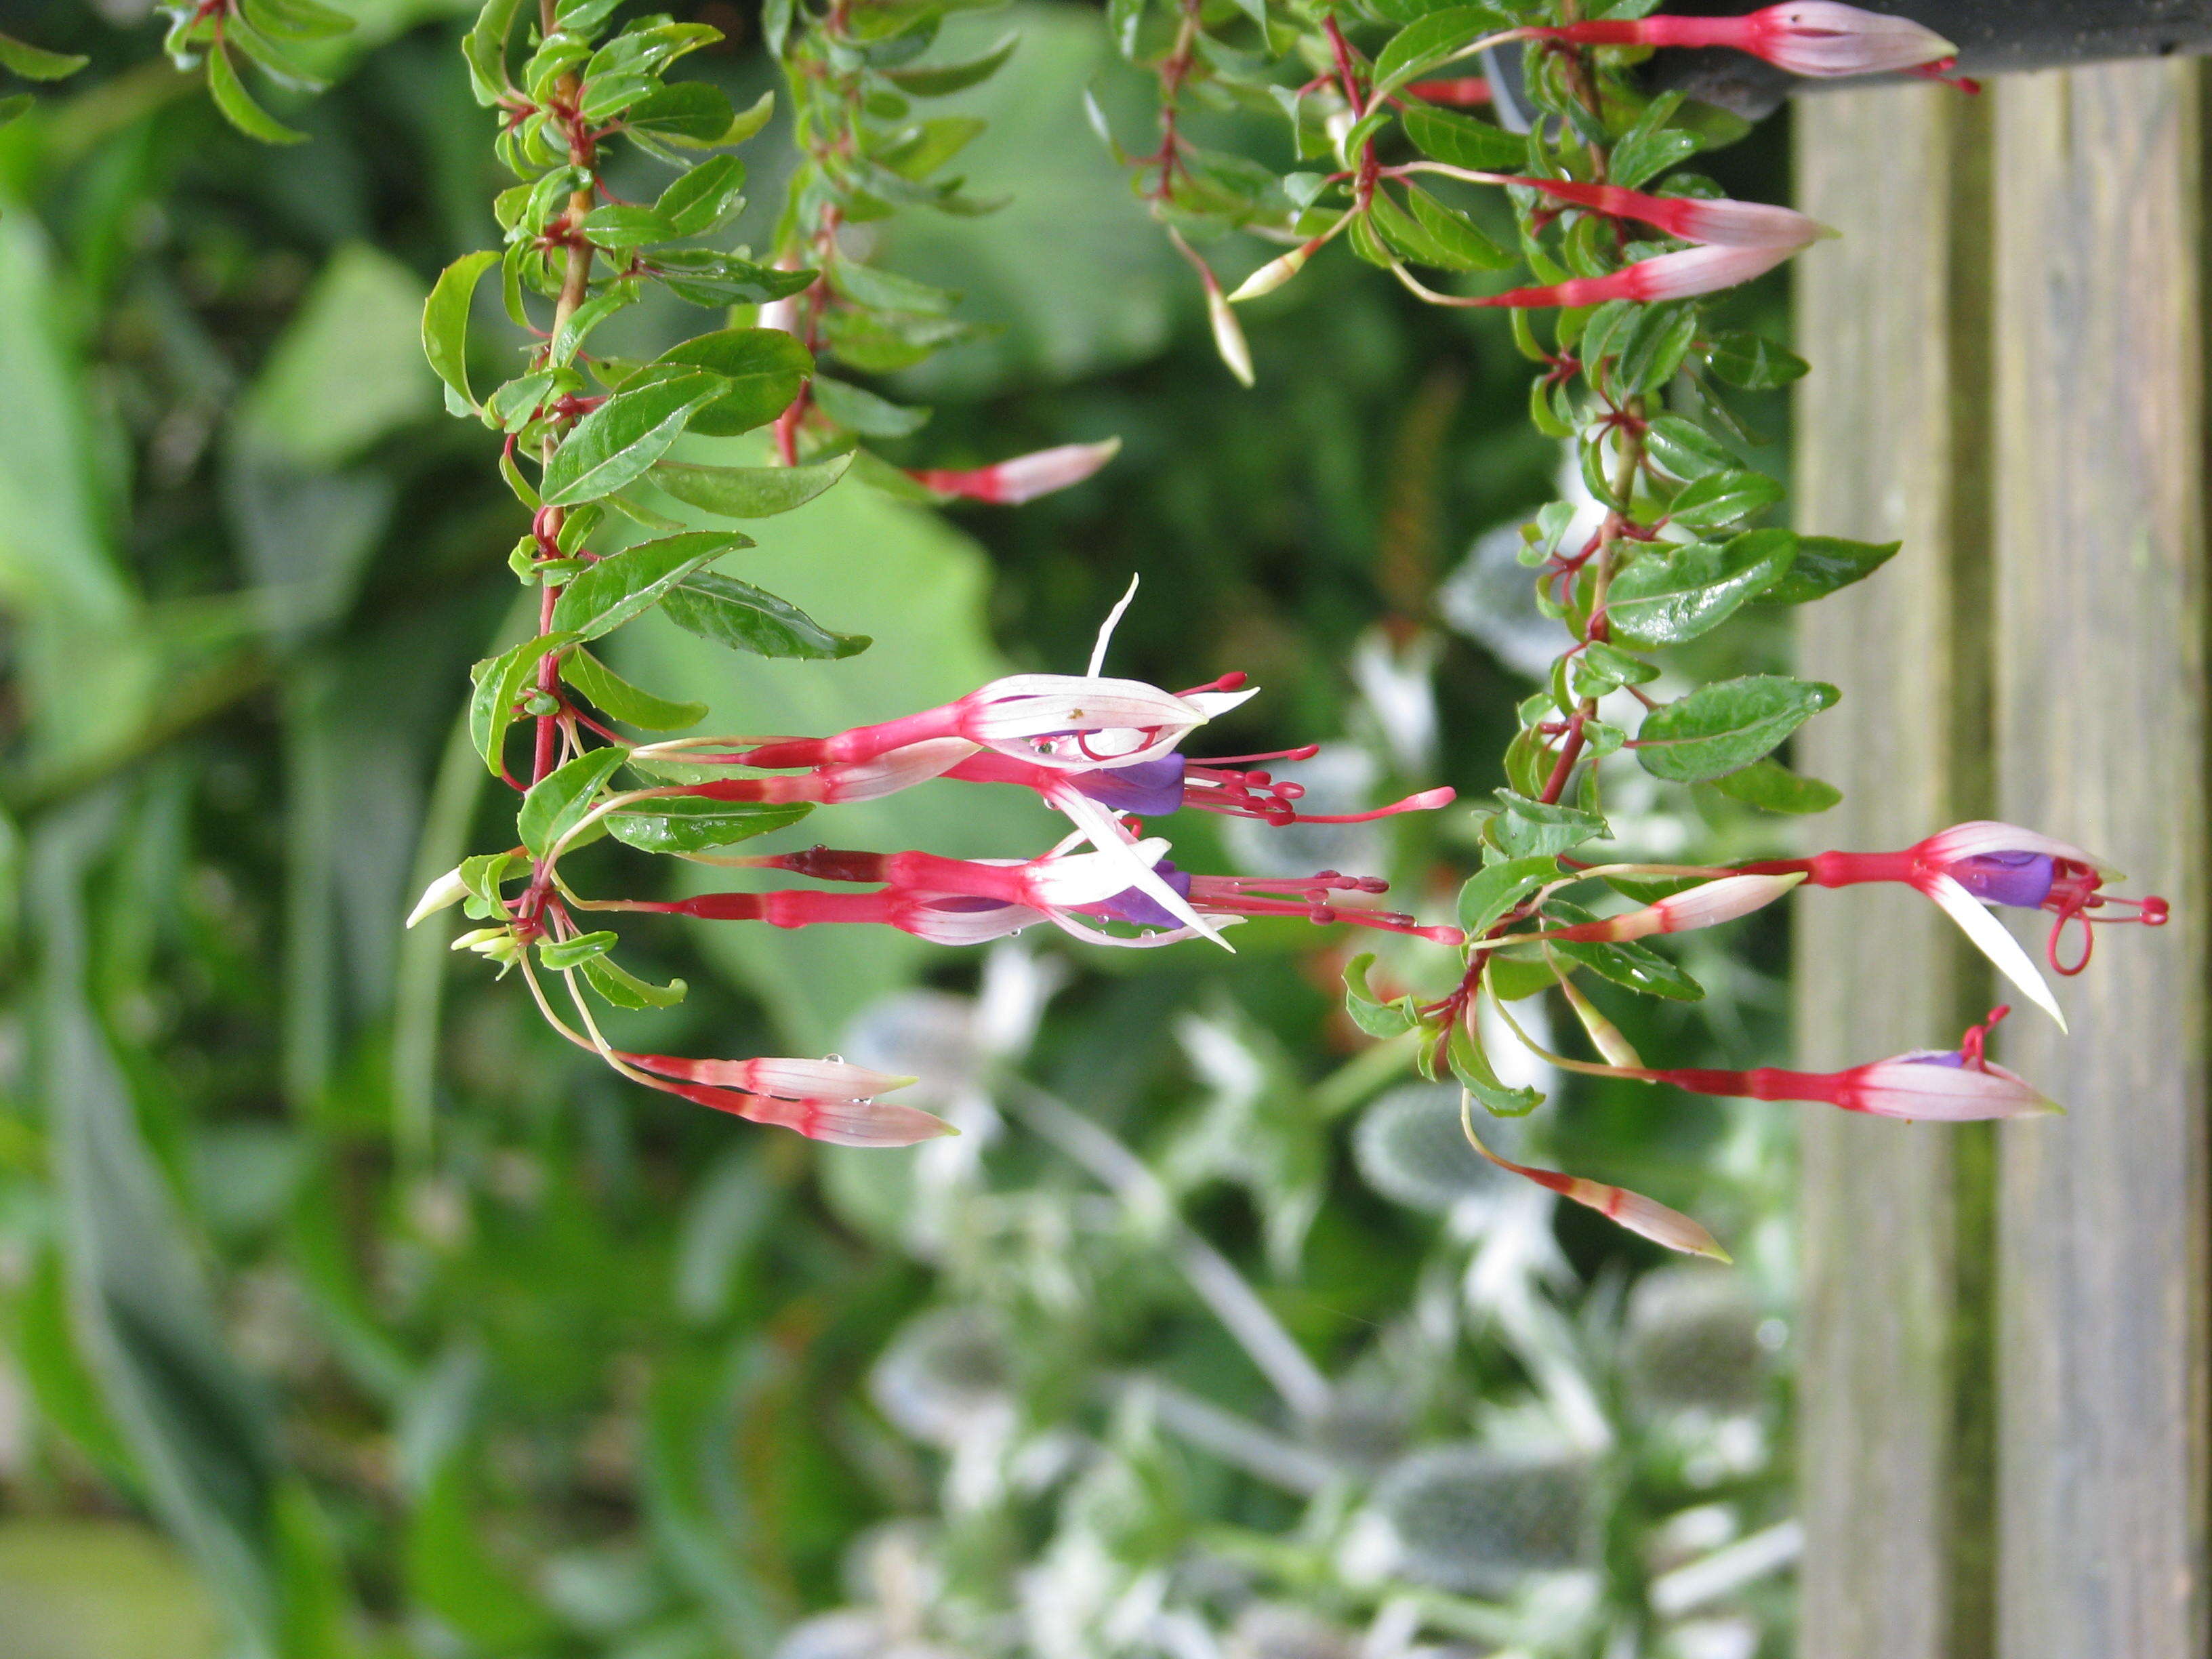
[422, 250, 500, 411]
[1635, 674, 1839, 783]
[648, 452, 851, 518]
[559, 649, 709, 731]
[468, 631, 581, 774]
[1758, 535, 1901, 605]
[660, 571, 869, 659]
[650, 328, 811, 435]
[579, 954, 687, 1008]
[1706, 757, 1843, 815]
[605, 798, 813, 853]
[1606, 529, 1797, 647]
[205, 41, 306, 144]
[0, 29, 89, 79]
[518, 747, 628, 859]
[1457, 854, 1561, 936]
[548, 531, 747, 640]
[539, 373, 722, 506]
[538, 932, 618, 969]
[811, 374, 928, 437]
[882, 31, 1018, 95]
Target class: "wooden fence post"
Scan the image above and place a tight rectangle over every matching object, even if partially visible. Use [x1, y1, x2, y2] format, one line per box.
[1794, 81, 1994, 1659]
[1795, 58, 2210, 1659]
[1990, 59, 2209, 1659]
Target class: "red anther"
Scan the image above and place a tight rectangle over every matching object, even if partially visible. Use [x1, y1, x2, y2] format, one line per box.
[2144, 895, 2171, 926]
[1176, 671, 1250, 697]
[1244, 771, 1271, 785]
[1277, 781, 1306, 800]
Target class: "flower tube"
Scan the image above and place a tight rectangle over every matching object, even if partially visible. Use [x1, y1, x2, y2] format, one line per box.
[1531, 3, 1957, 79]
[908, 438, 1122, 505]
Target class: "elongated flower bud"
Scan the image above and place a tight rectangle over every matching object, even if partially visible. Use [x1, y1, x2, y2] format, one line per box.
[1533, 3, 1956, 79]
[407, 866, 472, 928]
[1540, 872, 1804, 943]
[1507, 178, 1827, 250]
[657, 1078, 955, 1146]
[1404, 76, 1491, 106]
[1228, 238, 1322, 304]
[625, 1053, 916, 1100]
[1474, 241, 1804, 308]
[1461, 1099, 1728, 1261]
[1208, 283, 1256, 386]
[909, 438, 1122, 505]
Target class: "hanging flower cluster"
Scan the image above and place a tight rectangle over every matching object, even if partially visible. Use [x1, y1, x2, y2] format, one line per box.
[408, 0, 2171, 1257]
[1099, 0, 2167, 1254]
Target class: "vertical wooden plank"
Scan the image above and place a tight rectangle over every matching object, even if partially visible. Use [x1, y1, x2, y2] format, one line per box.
[1793, 84, 1990, 1659]
[1992, 61, 2210, 1659]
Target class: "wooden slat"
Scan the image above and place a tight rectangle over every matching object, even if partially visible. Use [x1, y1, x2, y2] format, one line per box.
[1990, 60, 2209, 1659]
[1793, 83, 1990, 1659]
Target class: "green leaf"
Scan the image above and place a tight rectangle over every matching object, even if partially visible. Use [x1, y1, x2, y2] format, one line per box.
[828, 260, 959, 315]
[811, 375, 929, 437]
[1606, 528, 1797, 647]
[654, 154, 747, 236]
[549, 531, 747, 640]
[578, 203, 672, 247]
[464, 0, 526, 102]
[1449, 1018, 1542, 1116]
[883, 30, 1018, 95]
[560, 649, 709, 730]
[1545, 901, 1704, 1000]
[625, 80, 736, 144]
[1485, 792, 1609, 859]
[422, 251, 500, 411]
[518, 747, 628, 859]
[1706, 757, 1843, 815]
[1371, 7, 1507, 104]
[1400, 101, 1523, 170]
[650, 453, 851, 519]
[1666, 467, 1784, 531]
[579, 954, 687, 1008]
[0, 29, 89, 79]
[468, 632, 581, 774]
[661, 572, 869, 660]
[540, 373, 724, 506]
[1610, 302, 1698, 394]
[1643, 413, 1737, 480]
[1343, 952, 1424, 1038]
[1635, 674, 1840, 783]
[1457, 854, 1559, 937]
[1759, 535, 1901, 605]
[605, 798, 813, 853]
[650, 329, 812, 435]
[1404, 182, 1513, 271]
[247, 0, 354, 43]
[0, 92, 30, 130]
[538, 931, 617, 968]
[1704, 330, 1808, 389]
[205, 41, 306, 144]
[1608, 97, 1700, 190]
[1570, 640, 1658, 698]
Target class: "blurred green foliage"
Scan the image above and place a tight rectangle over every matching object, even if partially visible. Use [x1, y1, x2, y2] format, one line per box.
[0, 2, 1801, 1656]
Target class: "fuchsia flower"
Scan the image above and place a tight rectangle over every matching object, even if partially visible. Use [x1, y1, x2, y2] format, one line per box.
[1467, 241, 1812, 309]
[616, 1052, 956, 1146]
[1737, 821, 2169, 1027]
[907, 439, 1122, 505]
[1531, 3, 1957, 79]
[1639, 1006, 2060, 1122]
[1458, 1100, 1729, 1261]
[734, 672, 1256, 773]
[943, 745, 1454, 827]
[1503, 179, 1828, 251]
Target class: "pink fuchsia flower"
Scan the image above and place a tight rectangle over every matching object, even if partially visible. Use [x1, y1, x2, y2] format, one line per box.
[1737, 820, 2169, 1027]
[1459, 1096, 1729, 1261]
[907, 438, 1122, 505]
[618, 1052, 955, 1145]
[735, 673, 1256, 773]
[1643, 1006, 2060, 1123]
[1532, 3, 1957, 79]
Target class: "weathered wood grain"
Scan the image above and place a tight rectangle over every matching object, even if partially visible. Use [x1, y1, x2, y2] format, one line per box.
[1793, 83, 1992, 1659]
[1990, 60, 2209, 1659]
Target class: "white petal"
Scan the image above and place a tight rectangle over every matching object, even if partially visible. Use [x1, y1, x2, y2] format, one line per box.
[1050, 788, 1233, 951]
[1185, 686, 1263, 720]
[1847, 1059, 2060, 1122]
[1921, 819, 2118, 881]
[1923, 874, 2068, 1031]
[1086, 573, 1141, 678]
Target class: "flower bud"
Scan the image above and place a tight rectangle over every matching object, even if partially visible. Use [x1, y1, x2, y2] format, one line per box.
[1228, 239, 1319, 304]
[1544, 872, 1804, 943]
[908, 438, 1122, 505]
[1208, 285, 1256, 386]
[407, 866, 472, 928]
